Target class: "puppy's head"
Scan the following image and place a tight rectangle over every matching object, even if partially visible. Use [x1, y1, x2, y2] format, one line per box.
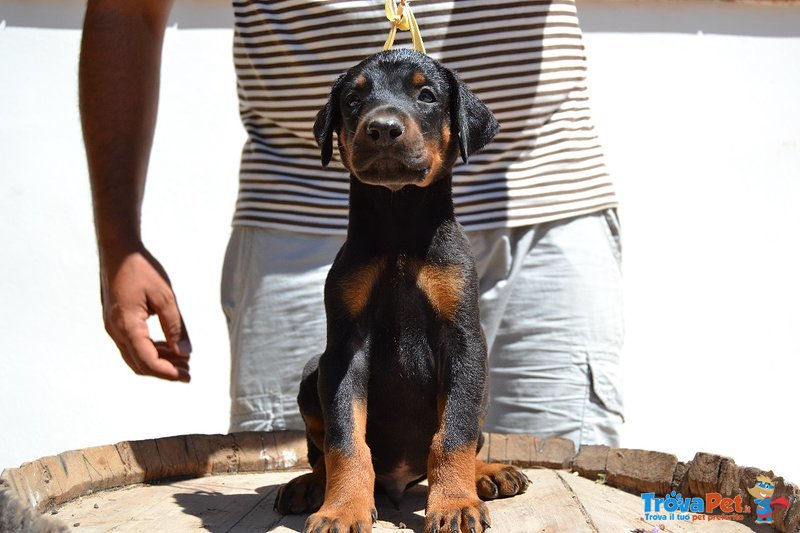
[314, 49, 499, 191]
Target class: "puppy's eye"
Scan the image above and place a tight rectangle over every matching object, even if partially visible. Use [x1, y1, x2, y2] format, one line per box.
[346, 94, 361, 108]
[418, 88, 436, 103]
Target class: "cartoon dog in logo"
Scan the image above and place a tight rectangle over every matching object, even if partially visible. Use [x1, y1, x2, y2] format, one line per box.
[748, 474, 791, 524]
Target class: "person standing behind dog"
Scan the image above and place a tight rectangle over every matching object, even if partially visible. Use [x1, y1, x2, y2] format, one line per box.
[80, 0, 624, 447]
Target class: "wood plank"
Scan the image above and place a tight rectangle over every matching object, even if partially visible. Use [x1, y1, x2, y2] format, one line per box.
[488, 468, 596, 532]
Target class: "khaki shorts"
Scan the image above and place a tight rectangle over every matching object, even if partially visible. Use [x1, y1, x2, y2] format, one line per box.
[221, 211, 624, 446]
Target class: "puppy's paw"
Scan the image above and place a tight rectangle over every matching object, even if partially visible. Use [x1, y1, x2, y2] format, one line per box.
[274, 471, 325, 515]
[475, 462, 530, 500]
[303, 505, 377, 533]
[425, 498, 490, 533]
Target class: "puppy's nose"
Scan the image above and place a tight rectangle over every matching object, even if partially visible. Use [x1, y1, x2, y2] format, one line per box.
[366, 117, 404, 146]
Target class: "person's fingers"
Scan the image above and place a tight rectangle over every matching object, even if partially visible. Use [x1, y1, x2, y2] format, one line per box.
[148, 287, 192, 383]
[155, 342, 190, 371]
[151, 289, 192, 358]
[128, 333, 188, 382]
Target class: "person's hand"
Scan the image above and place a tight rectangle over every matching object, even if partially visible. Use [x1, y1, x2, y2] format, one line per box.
[99, 247, 191, 382]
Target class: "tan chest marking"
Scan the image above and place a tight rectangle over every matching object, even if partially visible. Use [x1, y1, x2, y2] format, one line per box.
[339, 258, 386, 317]
[340, 259, 464, 320]
[415, 263, 465, 321]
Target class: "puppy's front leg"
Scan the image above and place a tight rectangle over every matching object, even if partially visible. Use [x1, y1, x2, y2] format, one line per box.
[425, 332, 491, 533]
[304, 344, 376, 533]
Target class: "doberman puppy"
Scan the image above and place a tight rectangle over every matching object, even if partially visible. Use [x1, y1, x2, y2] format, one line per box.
[273, 49, 529, 533]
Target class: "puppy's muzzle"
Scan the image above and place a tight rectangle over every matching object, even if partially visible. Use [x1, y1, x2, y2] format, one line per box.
[350, 108, 430, 190]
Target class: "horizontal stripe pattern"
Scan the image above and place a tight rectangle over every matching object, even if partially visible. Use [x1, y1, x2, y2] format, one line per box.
[232, 0, 616, 234]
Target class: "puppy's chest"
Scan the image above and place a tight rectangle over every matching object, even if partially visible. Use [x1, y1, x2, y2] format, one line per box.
[338, 254, 465, 323]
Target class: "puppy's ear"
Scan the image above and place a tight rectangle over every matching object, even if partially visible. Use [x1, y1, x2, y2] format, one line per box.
[313, 74, 345, 167]
[446, 69, 499, 164]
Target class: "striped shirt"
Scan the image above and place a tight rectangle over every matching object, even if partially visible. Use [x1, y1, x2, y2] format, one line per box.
[232, 0, 616, 234]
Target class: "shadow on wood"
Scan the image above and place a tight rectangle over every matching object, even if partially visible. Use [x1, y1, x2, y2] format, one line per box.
[169, 481, 429, 533]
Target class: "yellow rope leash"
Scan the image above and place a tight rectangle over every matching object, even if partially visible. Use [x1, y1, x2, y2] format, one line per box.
[383, 0, 426, 54]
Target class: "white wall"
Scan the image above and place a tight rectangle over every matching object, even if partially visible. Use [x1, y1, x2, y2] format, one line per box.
[1, 0, 798, 484]
[0, 0, 242, 473]
[578, 1, 800, 483]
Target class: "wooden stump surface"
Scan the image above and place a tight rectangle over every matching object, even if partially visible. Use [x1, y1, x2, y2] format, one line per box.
[1, 431, 798, 532]
[52, 469, 755, 533]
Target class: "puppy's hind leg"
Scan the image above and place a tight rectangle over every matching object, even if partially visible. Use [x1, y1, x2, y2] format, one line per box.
[274, 357, 326, 515]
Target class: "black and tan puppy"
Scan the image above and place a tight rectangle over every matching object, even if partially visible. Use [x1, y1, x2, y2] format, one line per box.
[274, 49, 528, 533]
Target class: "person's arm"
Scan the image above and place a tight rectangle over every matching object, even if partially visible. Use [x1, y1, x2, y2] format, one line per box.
[80, 0, 191, 382]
